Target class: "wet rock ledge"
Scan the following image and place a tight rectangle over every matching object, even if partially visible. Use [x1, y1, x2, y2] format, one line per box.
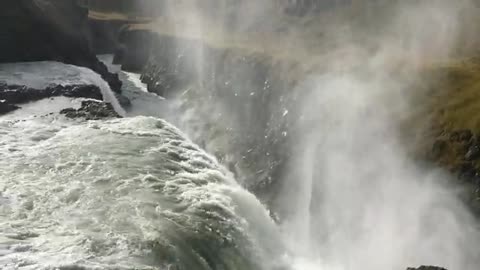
[0, 83, 119, 119]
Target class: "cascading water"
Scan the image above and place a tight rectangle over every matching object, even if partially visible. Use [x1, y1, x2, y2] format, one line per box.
[0, 62, 287, 269]
[130, 1, 480, 270]
[3, 1, 480, 270]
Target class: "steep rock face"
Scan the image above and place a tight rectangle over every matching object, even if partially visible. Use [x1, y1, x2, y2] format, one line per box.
[407, 61, 480, 215]
[0, 0, 122, 92]
[113, 32, 303, 207]
[115, 29, 480, 219]
[113, 27, 153, 72]
[87, 19, 125, 54]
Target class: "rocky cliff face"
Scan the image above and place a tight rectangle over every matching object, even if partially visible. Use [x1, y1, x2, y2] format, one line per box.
[114, 31, 309, 207]
[0, 0, 122, 92]
[113, 19, 480, 219]
[113, 27, 153, 72]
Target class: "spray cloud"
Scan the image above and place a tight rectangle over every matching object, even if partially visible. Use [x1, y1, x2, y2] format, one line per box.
[138, 0, 480, 269]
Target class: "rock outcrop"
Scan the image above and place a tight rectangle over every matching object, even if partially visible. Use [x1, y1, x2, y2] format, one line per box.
[110, 2, 480, 223]
[0, 0, 122, 92]
[0, 101, 20, 115]
[0, 83, 104, 116]
[0, 84, 103, 104]
[407, 266, 447, 270]
[113, 28, 153, 72]
[0, 82, 121, 119]
[61, 100, 120, 120]
[87, 18, 126, 54]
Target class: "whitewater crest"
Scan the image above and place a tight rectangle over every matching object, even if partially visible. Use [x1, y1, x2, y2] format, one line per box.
[0, 115, 284, 270]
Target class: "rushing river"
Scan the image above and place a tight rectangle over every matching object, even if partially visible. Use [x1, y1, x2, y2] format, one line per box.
[0, 62, 285, 270]
[1, 52, 480, 270]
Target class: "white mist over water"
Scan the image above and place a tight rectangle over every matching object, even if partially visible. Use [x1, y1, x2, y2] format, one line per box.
[3, 0, 480, 269]
[145, 1, 480, 269]
[281, 73, 480, 270]
[276, 2, 480, 270]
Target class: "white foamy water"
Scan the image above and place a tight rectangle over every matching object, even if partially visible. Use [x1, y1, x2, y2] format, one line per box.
[0, 62, 286, 270]
[98, 55, 168, 118]
[0, 115, 282, 269]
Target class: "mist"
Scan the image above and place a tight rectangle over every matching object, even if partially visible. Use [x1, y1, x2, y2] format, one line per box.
[277, 1, 480, 269]
[140, 0, 480, 269]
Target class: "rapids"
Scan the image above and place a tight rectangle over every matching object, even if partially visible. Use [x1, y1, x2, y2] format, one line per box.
[0, 62, 285, 270]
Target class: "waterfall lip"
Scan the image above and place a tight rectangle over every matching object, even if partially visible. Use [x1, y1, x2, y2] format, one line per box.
[0, 60, 288, 270]
[0, 114, 285, 269]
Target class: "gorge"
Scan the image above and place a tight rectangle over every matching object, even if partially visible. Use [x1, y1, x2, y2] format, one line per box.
[1, 1, 480, 270]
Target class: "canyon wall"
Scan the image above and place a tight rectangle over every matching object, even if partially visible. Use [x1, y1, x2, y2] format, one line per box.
[0, 0, 122, 92]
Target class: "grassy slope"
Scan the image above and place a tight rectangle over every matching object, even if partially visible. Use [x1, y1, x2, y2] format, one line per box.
[407, 60, 480, 171]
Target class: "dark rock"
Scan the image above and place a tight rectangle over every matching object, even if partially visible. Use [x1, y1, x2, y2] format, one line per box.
[112, 45, 127, 65]
[0, 84, 103, 105]
[0, 0, 122, 93]
[458, 129, 474, 141]
[458, 162, 478, 182]
[0, 83, 106, 116]
[465, 144, 480, 161]
[0, 100, 20, 114]
[431, 139, 447, 159]
[87, 19, 125, 54]
[114, 28, 153, 72]
[407, 266, 447, 270]
[48, 84, 103, 100]
[115, 93, 132, 108]
[60, 100, 121, 120]
[450, 129, 473, 142]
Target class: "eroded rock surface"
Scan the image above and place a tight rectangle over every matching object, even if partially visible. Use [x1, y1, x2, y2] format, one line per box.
[60, 100, 120, 120]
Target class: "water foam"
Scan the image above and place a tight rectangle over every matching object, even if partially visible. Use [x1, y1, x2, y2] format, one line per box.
[0, 115, 284, 269]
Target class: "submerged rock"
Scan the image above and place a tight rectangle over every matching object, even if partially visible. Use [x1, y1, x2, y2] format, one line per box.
[60, 100, 121, 120]
[407, 266, 448, 270]
[0, 0, 122, 92]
